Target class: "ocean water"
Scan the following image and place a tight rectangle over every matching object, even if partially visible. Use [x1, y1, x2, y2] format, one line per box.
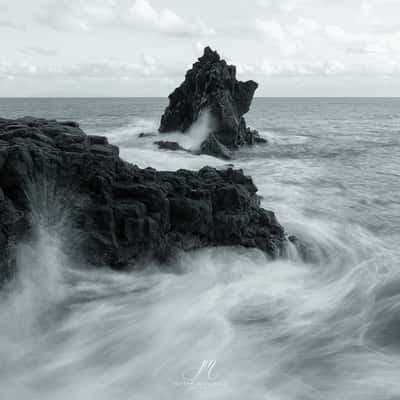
[0, 98, 399, 399]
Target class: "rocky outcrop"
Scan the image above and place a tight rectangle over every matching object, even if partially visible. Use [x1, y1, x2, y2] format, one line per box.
[159, 47, 263, 159]
[0, 117, 287, 283]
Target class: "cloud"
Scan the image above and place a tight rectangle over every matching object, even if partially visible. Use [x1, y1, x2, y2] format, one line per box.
[324, 25, 376, 54]
[324, 25, 364, 45]
[0, 61, 38, 79]
[256, 0, 271, 9]
[0, 19, 25, 30]
[235, 59, 349, 77]
[289, 17, 320, 37]
[234, 57, 400, 78]
[20, 46, 57, 57]
[0, 55, 183, 81]
[36, 0, 116, 31]
[255, 19, 298, 55]
[267, 60, 347, 76]
[36, 0, 215, 37]
[255, 17, 320, 55]
[256, 0, 309, 13]
[126, 0, 215, 36]
[1, 55, 355, 83]
[254, 0, 400, 58]
[361, 1, 373, 17]
[371, 24, 400, 35]
[324, 24, 400, 55]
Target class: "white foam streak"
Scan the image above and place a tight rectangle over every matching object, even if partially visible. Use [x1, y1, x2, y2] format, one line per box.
[100, 112, 222, 170]
[1, 239, 399, 399]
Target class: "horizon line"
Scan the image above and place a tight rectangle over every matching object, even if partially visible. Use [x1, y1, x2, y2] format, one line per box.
[1, 96, 400, 99]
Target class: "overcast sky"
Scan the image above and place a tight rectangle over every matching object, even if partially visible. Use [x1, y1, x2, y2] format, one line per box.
[1, 0, 400, 96]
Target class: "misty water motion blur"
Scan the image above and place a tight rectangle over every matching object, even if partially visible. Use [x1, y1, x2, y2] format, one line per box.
[156, 108, 217, 152]
[0, 98, 399, 399]
[183, 109, 216, 151]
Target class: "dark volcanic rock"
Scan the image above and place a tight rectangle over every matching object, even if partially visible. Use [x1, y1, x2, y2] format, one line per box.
[0, 117, 287, 283]
[199, 134, 233, 160]
[139, 132, 157, 138]
[255, 137, 268, 144]
[154, 140, 186, 152]
[159, 47, 261, 158]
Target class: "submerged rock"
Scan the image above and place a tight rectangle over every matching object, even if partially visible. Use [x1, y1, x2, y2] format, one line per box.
[138, 132, 157, 138]
[0, 117, 287, 283]
[154, 140, 186, 152]
[159, 46, 262, 159]
[255, 137, 268, 144]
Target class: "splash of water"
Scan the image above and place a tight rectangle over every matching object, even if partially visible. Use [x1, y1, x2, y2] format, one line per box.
[180, 109, 216, 151]
[102, 112, 225, 171]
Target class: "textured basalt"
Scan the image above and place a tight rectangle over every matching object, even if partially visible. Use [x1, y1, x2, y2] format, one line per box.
[0, 117, 287, 283]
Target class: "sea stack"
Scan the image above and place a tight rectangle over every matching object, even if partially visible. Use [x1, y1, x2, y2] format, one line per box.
[159, 47, 264, 159]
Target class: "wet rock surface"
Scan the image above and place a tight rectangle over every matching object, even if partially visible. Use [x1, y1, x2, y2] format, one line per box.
[159, 47, 263, 159]
[199, 133, 233, 160]
[0, 117, 287, 282]
[154, 140, 186, 152]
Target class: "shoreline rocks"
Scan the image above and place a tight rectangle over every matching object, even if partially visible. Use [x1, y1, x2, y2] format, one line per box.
[0, 117, 287, 283]
[159, 47, 263, 159]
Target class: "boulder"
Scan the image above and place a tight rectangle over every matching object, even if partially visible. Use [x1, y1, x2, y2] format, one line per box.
[0, 117, 288, 283]
[159, 47, 262, 158]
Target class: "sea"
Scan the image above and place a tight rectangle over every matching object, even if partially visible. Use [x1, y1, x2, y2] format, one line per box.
[0, 97, 399, 399]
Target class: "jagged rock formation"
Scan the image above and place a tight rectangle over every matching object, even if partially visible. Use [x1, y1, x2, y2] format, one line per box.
[0, 117, 287, 283]
[159, 47, 265, 159]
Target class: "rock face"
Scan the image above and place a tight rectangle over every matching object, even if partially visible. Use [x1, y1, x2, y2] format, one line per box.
[0, 117, 287, 283]
[159, 47, 261, 158]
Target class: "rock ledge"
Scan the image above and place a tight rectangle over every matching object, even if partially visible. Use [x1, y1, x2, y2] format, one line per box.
[0, 117, 287, 282]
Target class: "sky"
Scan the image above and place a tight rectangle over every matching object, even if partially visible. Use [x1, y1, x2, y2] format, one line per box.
[1, 0, 400, 97]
